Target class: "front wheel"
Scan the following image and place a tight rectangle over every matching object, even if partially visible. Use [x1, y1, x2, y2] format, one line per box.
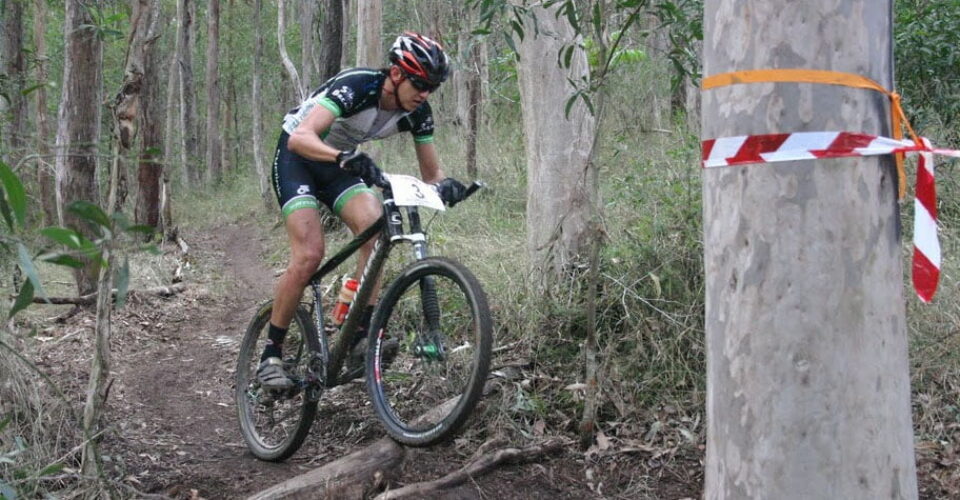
[236, 301, 320, 461]
[366, 257, 493, 446]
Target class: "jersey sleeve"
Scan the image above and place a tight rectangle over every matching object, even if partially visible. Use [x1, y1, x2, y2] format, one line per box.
[316, 69, 382, 118]
[404, 101, 436, 144]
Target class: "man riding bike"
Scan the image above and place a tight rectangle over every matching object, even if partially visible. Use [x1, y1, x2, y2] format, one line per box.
[259, 32, 467, 389]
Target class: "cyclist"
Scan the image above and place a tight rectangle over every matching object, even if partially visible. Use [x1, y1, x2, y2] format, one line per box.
[258, 32, 468, 389]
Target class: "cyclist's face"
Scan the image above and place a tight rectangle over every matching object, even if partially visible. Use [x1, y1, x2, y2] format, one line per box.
[396, 74, 435, 111]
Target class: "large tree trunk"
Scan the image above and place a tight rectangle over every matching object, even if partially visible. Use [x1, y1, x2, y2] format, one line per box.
[300, 0, 317, 89]
[204, 0, 221, 183]
[1, 0, 27, 167]
[701, 1, 917, 498]
[178, 0, 199, 185]
[340, 0, 351, 69]
[135, 6, 164, 231]
[355, 0, 381, 67]
[33, 0, 56, 225]
[516, 4, 597, 285]
[318, 0, 343, 80]
[56, 0, 104, 295]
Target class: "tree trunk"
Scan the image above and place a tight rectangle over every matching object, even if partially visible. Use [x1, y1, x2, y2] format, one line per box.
[300, 0, 317, 89]
[179, 0, 199, 185]
[277, 0, 306, 100]
[465, 40, 482, 179]
[318, 0, 343, 80]
[205, 0, 221, 183]
[355, 0, 381, 67]
[56, 0, 104, 295]
[701, 1, 917, 498]
[33, 0, 56, 226]
[252, 0, 269, 205]
[136, 5, 164, 231]
[340, 0, 351, 69]
[1, 0, 27, 167]
[515, 3, 597, 285]
[163, 0, 182, 189]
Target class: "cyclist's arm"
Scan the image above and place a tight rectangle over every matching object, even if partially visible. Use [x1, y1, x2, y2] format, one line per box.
[414, 141, 445, 184]
[287, 105, 342, 163]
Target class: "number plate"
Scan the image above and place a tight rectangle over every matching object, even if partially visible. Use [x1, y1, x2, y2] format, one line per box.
[385, 174, 446, 211]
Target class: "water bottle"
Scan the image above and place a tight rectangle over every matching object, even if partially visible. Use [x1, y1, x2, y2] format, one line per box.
[331, 278, 359, 326]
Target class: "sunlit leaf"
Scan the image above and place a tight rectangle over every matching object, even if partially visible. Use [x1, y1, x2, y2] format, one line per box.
[41, 227, 86, 249]
[39, 253, 85, 269]
[17, 243, 46, 299]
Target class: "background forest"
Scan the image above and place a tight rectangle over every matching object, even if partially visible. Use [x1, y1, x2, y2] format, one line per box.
[1, 0, 958, 498]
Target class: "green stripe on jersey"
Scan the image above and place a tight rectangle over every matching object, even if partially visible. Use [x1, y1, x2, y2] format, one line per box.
[414, 135, 435, 144]
[282, 195, 320, 219]
[319, 97, 343, 117]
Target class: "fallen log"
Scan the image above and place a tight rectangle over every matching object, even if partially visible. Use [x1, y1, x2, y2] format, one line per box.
[28, 283, 188, 305]
[246, 438, 404, 500]
[374, 438, 569, 500]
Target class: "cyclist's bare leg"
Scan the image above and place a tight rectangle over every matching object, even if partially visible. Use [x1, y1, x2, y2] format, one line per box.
[270, 208, 326, 329]
[338, 191, 384, 303]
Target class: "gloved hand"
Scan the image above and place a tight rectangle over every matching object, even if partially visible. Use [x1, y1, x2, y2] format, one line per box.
[435, 177, 467, 207]
[338, 149, 386, 187]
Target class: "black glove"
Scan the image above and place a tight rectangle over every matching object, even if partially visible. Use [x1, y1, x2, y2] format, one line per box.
[435, 177, 467, 207]
[338, 149, 386, 187]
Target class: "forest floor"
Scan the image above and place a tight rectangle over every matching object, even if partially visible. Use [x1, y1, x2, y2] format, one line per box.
[32, 220, 703, 499]
[27, 218, 960, 499]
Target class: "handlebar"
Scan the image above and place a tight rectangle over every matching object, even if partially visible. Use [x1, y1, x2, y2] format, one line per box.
[451, 181, 485, 207]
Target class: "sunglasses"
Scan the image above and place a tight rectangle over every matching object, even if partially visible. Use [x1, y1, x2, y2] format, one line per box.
[407, 75, 440, 93]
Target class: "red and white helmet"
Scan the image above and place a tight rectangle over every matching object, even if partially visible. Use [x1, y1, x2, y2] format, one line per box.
[388, 32, 450, 88]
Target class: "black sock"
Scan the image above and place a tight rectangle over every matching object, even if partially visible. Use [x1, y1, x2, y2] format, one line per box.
[351, 306, 376, 349]
[261, 323, 288, 362]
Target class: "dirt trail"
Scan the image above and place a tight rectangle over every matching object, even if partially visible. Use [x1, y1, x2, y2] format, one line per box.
[81, 221, 689, 499]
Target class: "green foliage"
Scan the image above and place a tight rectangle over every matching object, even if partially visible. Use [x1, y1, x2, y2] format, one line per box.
[895, 0, 960, 135]
[79, 3, 127, 41]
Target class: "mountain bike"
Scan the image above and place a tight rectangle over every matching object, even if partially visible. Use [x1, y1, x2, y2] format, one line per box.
[235, 174, 493, 461]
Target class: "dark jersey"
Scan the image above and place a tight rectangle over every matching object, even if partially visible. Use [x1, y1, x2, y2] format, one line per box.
[281, 68, 435, 149]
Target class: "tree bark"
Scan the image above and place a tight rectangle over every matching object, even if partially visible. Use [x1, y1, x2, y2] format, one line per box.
[701, 1, 917, 498]
[515, 3, 597, 285]
[355, 0, 381, 67]
[1, 0, 27, 167]
[204, 0, 221, 183]
[178, 0, 199, 185]
[340, 0, 351, 69]
[56, 0, 104, 295]
[135, 3, 164, 231]
[465, 40, 482, 179]
[300, 0, 317, 89]
[252, 0, 269, 205]
[163, 0, 183, 185]
[277, 0, 306, 101]
[33, 0, 57, 226]
[318, 0, 343, 80]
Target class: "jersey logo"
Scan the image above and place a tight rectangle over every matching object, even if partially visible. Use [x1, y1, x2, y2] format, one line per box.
[297, 185, 311, 195]
[331, 86, 355, 108]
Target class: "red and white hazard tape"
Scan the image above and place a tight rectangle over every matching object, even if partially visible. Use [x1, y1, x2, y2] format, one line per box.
[701, 131, 960, 302]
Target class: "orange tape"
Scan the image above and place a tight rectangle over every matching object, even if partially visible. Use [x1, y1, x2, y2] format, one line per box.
[703, 69, 918, 199]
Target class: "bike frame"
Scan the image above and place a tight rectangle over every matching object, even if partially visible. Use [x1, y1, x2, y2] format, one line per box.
[303, 184, 434, 388]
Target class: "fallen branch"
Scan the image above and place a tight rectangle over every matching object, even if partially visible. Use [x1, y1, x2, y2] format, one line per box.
[246, 438, 404, 500]
[374, 438, 569, 500]
[28, 283, 188, 305]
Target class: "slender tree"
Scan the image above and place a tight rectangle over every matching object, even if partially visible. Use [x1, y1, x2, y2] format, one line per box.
[1, 0, 27, 167]
[252, 0, 269, 205]
[135, 1, 164, 230]
[515, 3, 597, 285]
[56, 0, 104, 295]
[34, 0, 56, 225]
[355, 0, 381, 67]
[179, 0, 199, 184]
[701, 1, 917, 498]
[278, 0, 306, 100]
[205, 0, 221, 182]
[318, 0, 343, 80]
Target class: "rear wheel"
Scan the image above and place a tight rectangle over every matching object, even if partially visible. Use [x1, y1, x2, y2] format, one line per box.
[236, 301, 320, 461]
[366, 257, 493, 446]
